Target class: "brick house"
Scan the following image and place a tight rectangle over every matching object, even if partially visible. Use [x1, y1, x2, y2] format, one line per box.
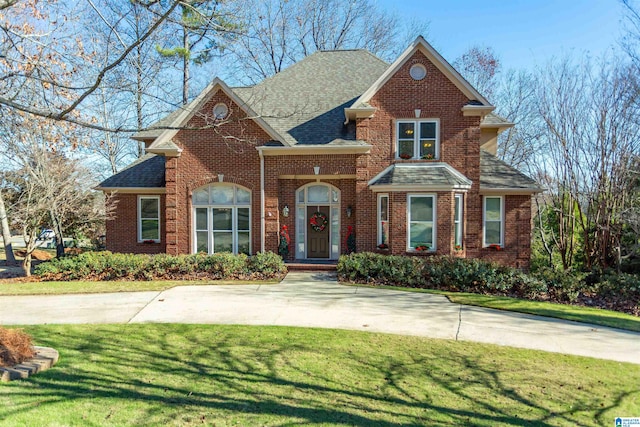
[97, 36, 541, 268]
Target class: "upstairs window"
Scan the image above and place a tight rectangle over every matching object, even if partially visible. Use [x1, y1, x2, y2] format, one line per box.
[397, 120, 439, 160]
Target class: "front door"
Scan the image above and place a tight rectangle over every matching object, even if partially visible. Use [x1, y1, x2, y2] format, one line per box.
[307, 206, 330, 258]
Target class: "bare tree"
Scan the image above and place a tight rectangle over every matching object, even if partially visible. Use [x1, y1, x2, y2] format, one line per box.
[453, 45, 501, 102]
[0, 188, 16, 265]
[225, 0, 428, 83]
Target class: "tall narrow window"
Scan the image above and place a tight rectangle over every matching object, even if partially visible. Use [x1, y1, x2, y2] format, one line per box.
[396, 120, 439, 160]
[408, 195, 436, 251]
[378, 194, 389, 247]
[138, 196, 160, 242]
[483, 196, 503, 247]
[454, 194, 463, 248]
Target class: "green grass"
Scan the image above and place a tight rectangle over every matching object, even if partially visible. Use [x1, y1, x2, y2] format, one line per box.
[1, 324, 638, 426]
[447, 292, 640, 333]
[343, 281, 640, 333]
[0, 279, 279, 295]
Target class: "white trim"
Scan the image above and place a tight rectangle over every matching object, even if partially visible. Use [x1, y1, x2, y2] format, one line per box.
[483, 195, 504, 247]
[259, 149, 265, 253]
[406, 194, 437, 252]
[377, 193, 389, 246]
[461, 105, 495, 117]
[396, 119, 440, 160]
[138, 195, 161, 243]
[257, 145, 371, 156]
[343, 107, 376, 123]
[351, 36, 492, 109]
[371, 184, 470, 193]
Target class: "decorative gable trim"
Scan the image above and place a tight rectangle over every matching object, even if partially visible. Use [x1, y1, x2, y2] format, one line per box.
[147, 78, 285, 153]
[350, 36, 493, 114]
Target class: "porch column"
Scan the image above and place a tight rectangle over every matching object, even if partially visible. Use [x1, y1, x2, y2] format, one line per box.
[165, 156, 179, 255]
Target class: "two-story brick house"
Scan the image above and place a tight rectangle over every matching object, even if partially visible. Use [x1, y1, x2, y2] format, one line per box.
[97, 36, 541, 268]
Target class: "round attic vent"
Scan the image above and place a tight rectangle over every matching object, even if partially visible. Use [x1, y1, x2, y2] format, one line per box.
[409, 63, 427, 81]
[213, 103, 228, 119]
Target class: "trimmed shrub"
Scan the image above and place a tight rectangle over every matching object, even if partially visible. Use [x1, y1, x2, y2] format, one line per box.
[35, 251, 286, 281]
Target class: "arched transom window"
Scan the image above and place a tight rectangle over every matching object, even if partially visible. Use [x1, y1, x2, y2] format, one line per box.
[192, 184, 251, 255]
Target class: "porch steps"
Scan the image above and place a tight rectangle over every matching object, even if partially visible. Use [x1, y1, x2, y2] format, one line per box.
[286, 261, 337, 272]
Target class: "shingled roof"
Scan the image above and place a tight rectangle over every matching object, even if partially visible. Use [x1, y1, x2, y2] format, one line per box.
[369, 163, 472, 191]
[97, 154, 165, 189]
[480, 150, 542, 192]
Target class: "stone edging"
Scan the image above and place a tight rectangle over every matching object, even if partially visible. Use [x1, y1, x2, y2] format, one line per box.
[1, 346, 59, 382]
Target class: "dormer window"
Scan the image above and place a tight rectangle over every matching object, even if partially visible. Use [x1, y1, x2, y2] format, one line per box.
[396, 119, 439, 160]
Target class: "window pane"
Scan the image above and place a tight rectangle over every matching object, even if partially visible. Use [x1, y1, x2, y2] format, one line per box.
[410, 223, 432, 247]
[238, 208, 250, 230]
[141, 220, 159, 240]
[298, 190, 305, 203]
[410, 197, 433, 221]
[213, 232, 233, 252]
[454, 196, 460, 222]
[420, 139, 436, 158]
[420, 122, 436, 139]
[140, 198, 159, 219]
[398, 122, 415, 138]
[380, 196, 388, 222]
[236, 188, 251, 204]
[196, 208, 207, 230]
[454, 223, 461, 246]
[485, 198, 501, 221]
[308, 185, 329, 203]
[212, 186, 234, 204]
[196, 231, 208, 253]
[398, 140, 414, 158]
[485, 222, 501, 245]
[212, 208, 232, 230]
[332, 189, 339, 203]
[238, 232, 250, 255]
[381, 221, 389, 245]
[193, 189, 209, 205]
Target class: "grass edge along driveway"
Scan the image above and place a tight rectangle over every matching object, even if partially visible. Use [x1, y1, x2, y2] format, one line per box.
[1, 324, 638, 426]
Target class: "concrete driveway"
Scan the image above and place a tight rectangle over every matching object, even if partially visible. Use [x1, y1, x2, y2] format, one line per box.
[1, 272, 639, 364]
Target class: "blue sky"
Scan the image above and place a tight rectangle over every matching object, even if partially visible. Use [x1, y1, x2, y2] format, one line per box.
[378, 0, 626, 70]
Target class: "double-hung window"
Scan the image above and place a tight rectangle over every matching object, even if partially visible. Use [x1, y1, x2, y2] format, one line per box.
[397, 120, 439, 160]
[454, 194, 463, 248]
[483, 196, 503, 247]
[138, 196, 160, 242]
[408, 195, 436, 251]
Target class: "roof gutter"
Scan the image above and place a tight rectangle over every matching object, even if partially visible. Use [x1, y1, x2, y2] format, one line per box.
[257, 145, 371, 156]
[259, 148, 265, 253]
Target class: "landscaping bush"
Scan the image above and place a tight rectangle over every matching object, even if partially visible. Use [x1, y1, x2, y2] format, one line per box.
[34, 251, 287, 281]
[0, 327, 35, 367]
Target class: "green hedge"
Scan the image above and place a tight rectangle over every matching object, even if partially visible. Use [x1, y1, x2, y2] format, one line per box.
[35, 251, 287, 281]
[338, 252, 548, 299]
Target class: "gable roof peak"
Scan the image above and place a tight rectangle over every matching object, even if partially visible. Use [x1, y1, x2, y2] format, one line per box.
[351, 35, 493, 110]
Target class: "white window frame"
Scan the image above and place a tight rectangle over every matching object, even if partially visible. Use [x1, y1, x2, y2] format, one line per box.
[192, 184, 251, 255]
[483, 196, 504, 247]
[377, 194, 389, 246]
[454, 194, 463, 248]
[138, 196, 160, 243]
[396, 119, 439, 160]
[407, 194, 437, 251]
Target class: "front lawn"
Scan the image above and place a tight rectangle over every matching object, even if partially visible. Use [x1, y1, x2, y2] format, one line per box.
[1, 324, 638, 426]
[0, 279, 278, 295]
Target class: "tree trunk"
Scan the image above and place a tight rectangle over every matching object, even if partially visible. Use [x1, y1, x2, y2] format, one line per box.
[22, 254, 32, 277]
[0, 190, 17, 265]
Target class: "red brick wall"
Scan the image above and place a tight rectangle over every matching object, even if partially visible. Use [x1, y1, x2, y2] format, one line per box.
[106, 193, 166, 254]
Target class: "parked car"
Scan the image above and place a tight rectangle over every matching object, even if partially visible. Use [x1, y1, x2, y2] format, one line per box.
[37, 229, 55, 240]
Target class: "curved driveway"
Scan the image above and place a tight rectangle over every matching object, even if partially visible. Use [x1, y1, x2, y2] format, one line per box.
[1, 272, 639, 365]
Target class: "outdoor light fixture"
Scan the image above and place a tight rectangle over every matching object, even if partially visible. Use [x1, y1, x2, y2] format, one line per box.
[346, 206, 353, 218]
[415, 109, 421, 118]
[313, 166, 320, 175]
[282, 204, 290, 217]
[218, 174, 224, 182]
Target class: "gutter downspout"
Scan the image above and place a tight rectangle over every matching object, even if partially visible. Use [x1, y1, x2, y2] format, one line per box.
[258, 148, 265, 253]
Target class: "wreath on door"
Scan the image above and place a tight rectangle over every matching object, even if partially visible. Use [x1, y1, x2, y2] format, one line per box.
[309, 211, 328, 232]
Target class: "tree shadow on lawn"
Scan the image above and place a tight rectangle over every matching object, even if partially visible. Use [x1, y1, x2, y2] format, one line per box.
[1, 324, 637, 426]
